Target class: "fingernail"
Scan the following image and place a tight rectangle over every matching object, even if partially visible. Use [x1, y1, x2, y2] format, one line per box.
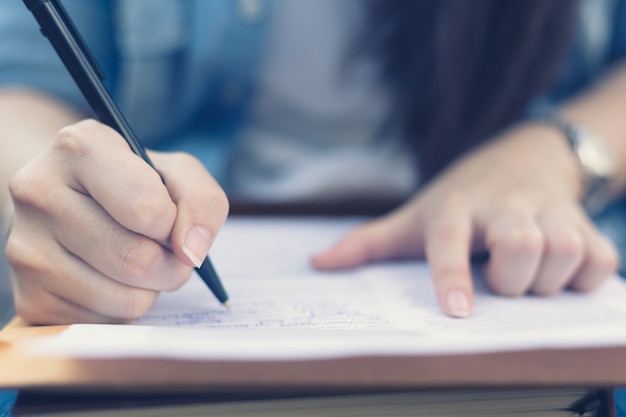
[183, 226, 213, 267]
[446, 289, 470, 318]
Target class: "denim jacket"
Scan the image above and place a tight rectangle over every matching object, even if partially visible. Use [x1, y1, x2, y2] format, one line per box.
[0, 0, 276, 180]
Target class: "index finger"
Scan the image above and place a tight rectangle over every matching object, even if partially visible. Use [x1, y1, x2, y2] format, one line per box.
[424, 198, 474, 318]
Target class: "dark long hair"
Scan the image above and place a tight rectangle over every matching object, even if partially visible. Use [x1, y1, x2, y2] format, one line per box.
[362, 0, 576, 183]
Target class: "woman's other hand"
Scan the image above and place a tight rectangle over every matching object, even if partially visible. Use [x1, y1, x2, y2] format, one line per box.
[312, 123, 620, 318]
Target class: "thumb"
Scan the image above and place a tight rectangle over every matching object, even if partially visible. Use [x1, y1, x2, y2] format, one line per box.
[311, 212, 422, 270]
[151, 152, 229, 267]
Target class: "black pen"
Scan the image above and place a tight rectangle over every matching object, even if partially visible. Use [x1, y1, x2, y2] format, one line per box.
[23, 0, 230, 308]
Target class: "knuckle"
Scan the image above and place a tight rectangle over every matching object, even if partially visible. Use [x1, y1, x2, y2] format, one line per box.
[589, 241, 620, 274]
[171, 152, 230, 219]
[500, 190, 529, 208]
[54, 124, 91, 158]
[500, 193, 517, 207]
[5, 236, 46, 275]
[495, 225, 544, 255]
[579, 248, 620, 292]
[7, 171, 31, 204]
[545, 230, 583, 259]
[204, 188, 230, 222]
[127, 187, 173, 232]
[119, 239, 161, 286]
[5, 235, 30, 270]
[8, 170, 52, 211]
[571, 241, 618, 292]
[184, 190, 230, 237]
[439, 190, 470, 211]
[429, 222, 467, 243]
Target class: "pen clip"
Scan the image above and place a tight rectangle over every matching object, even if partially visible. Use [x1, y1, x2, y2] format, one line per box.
[49, 0, 105, 81]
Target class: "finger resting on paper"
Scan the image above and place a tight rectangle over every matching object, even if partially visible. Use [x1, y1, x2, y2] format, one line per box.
[311, 213, 421, 270]
[424, 206, 474, 318]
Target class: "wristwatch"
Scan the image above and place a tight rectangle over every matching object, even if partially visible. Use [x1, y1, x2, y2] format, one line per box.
[539, 114, 615, 212]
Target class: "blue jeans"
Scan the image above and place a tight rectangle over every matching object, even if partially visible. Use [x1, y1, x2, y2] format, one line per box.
[616, 388, 626, 416]
[0, 391, 16, 417]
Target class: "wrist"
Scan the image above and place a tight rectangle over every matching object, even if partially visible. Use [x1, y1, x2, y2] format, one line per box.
[494, 122, 584, 202]
[531, 114, 615, 212]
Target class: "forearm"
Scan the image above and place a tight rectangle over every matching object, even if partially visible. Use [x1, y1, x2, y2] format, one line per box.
[0, 88, 82, 223]
[557, 61, 626, 201]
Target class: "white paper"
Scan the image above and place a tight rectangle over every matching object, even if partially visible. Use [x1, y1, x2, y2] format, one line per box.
[31, 217, 626, 360]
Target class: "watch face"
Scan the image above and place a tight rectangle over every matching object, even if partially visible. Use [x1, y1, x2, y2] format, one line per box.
[576, 129, 614, 179]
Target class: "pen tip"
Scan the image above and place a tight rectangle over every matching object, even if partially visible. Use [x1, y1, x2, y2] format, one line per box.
[223, 301, 231, 310]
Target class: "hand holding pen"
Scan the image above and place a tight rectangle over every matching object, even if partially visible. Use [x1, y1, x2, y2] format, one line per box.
[5, 0, 230, 325]
[9, 120, 230, 324]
